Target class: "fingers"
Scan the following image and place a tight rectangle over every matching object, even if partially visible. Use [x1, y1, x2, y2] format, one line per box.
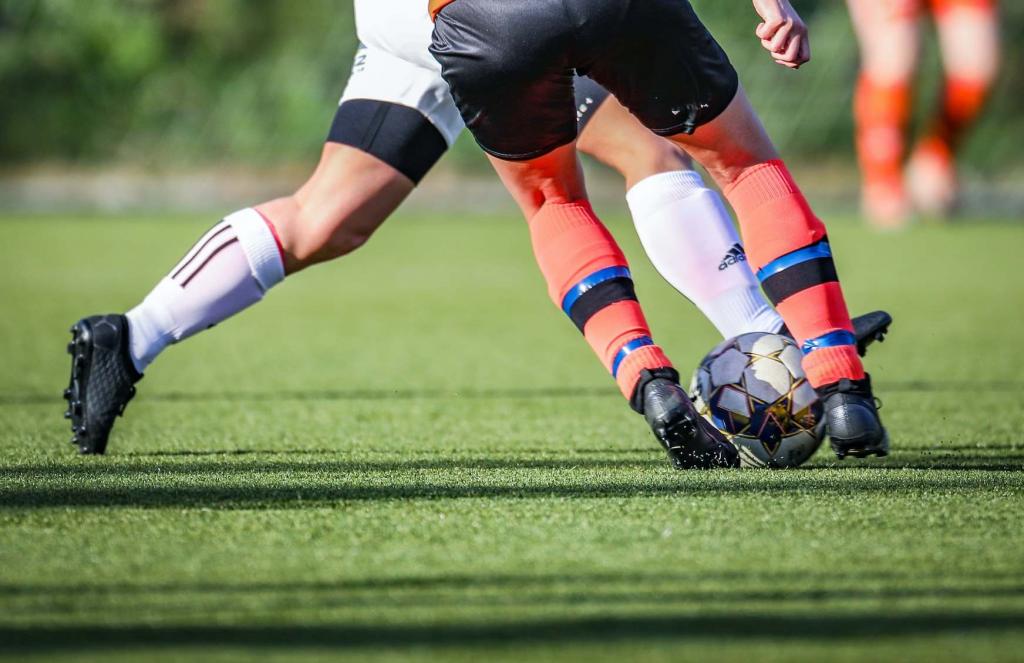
[756, 17, 785, 42]
[759, 20, 811, 69]
[798, 34, 811, 63]
[771, 33, 803, 66]
[768, 20, 792, 53]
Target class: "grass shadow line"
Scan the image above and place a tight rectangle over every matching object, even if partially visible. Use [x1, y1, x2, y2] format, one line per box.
[0, 612, 1021, 653]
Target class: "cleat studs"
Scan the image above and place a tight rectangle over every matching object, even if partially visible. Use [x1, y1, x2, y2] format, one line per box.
[63, 388, 72, 399]
[66, 342, 75, 354]
[63, 411, 72, 419]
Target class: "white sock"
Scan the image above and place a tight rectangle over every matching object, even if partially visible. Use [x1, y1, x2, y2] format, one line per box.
[125, 208, 286, 373]
[626, 170, 784, 339]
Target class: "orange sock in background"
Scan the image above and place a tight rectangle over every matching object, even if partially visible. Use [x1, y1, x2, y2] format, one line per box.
[854, 74, 912, 191]
[924, 76, 991, 155]
[528, 201, 673, 402]
[724, 161, 865, 388]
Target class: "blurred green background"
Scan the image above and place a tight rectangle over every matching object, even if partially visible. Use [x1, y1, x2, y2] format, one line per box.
[1, 0, 1021, 175]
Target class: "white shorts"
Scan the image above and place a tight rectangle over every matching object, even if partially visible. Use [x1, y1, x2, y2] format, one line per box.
[338, 0, 464, 147]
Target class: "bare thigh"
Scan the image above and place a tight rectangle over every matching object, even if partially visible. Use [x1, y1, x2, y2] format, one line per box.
[577, 94, 693, 190]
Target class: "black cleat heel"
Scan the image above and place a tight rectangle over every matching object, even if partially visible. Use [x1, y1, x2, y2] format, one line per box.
[818, 375, 889, 460]
[61, 314, 142, 455]
[639, 374, 739, 470]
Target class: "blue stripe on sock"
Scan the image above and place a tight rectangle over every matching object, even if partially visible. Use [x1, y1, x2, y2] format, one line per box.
[611, 336, 654, 377]
[802, 330, 857, 355]
[561, 266, 632, 316]
[756, 241, 832, 283]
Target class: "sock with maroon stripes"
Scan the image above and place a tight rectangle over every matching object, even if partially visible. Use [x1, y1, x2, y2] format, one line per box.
[124, 208, 286, 373]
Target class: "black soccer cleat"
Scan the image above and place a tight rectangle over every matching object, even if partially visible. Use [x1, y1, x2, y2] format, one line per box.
[781, 310, 893, 358]
[63, 314, 142, 455]
[639, 374, 739, 470]
[817, 375, 889, 460]
[850, 310, 893, 357]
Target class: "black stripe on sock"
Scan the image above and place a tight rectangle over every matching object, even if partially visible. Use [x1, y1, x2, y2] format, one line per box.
[171, 224, 232, 280]
[180, 238, 240, 287]
[760, 257, 839, 305]
[568, 278, 637, 332]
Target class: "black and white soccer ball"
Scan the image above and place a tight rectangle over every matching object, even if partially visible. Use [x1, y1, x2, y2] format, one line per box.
[689, 332, 824, 468]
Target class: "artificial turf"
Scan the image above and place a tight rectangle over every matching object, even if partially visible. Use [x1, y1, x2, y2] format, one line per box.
[0, 209, 1022, 661]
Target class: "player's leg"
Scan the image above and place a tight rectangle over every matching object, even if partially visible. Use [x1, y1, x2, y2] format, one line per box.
[575, 79, 894, 351]
[63, 143, 417, 455]
[847, 0, 922, 228]
[63, 44, 459, 455]
[430, 0, 738, 469]
[575, 79, 784, 339]
[583, 0, 887, 458]
[907, 0, 1000, 215]
[669, 90, 888, 459]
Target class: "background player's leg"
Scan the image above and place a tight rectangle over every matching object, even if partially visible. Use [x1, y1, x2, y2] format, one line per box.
[908, 0, 1000, 215]
[847, 0, 922, 228]
[577, 93, 783, 338]
[126, 143, 413, 374]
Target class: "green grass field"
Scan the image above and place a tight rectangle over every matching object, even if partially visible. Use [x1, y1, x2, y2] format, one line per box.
[0, 209, 1022, 661]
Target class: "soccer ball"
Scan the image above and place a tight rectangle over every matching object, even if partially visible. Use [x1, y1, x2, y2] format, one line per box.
[689, 332, 824, 469]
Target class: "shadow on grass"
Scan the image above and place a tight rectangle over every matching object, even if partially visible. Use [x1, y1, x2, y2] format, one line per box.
[1, 463, 1022, 508]
[3, 569, 1022, 606]
[0, 611, 1021, 653]
[2, 456, 665, 478]
[4, 379, 1024, 406]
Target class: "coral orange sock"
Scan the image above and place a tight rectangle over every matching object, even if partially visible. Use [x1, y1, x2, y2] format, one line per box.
[723, 161, 865, 388]
[528, 201, 673, 404]
[854, 74, 911, 191]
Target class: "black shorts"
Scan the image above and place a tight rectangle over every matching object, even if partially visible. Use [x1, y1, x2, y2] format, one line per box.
[430, 0, 739, 160]
[574, 76, 612, 133]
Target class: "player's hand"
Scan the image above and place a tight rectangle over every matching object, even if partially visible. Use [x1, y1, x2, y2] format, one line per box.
[751, 0, 811, 69]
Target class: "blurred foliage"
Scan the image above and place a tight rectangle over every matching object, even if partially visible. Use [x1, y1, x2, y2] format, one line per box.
[0, 0, 1021, 171]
